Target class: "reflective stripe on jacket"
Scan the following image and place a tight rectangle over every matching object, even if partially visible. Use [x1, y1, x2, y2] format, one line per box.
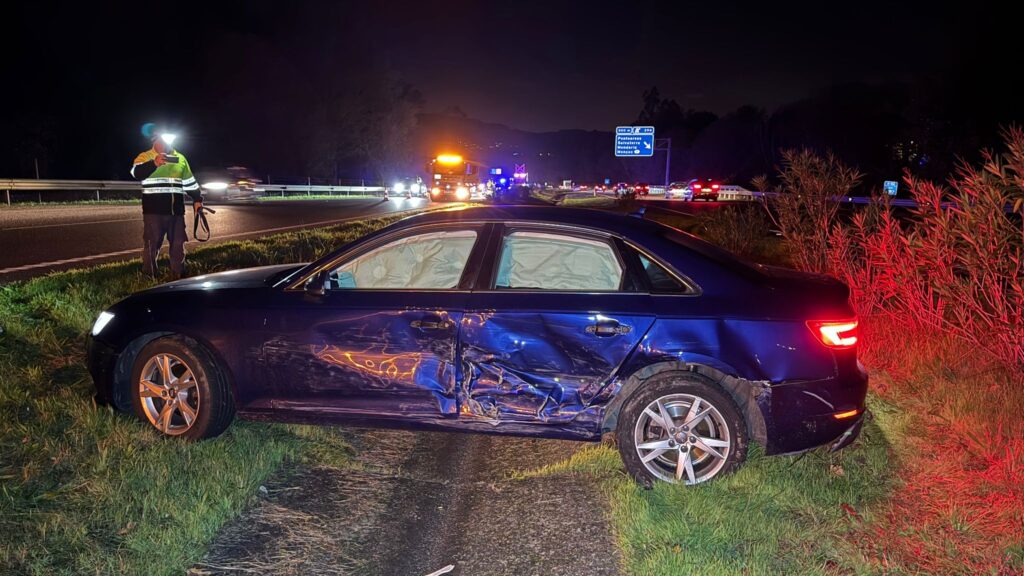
[130, 148, 202, 215]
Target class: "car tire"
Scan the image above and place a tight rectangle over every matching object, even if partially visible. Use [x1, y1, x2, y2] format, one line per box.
[616, 372, 747, 486]
[130, 335, 235, 440]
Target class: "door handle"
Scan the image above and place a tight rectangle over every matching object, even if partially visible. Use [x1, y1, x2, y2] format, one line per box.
[586, 321, 632, 337]
[410, 319, 452, 331]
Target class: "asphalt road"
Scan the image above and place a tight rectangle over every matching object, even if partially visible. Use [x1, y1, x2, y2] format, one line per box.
[195, 430, 621, 576]
[0, 198, 432, 282]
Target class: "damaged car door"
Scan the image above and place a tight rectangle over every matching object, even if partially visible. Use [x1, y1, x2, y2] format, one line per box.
[261, 226, 484, 420]
[460, 226, 655, 433]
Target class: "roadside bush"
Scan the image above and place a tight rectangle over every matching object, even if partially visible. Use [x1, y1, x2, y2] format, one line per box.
[828, 129, 1024, 372]
[696, 203, 776, 262]
[753, 150, 861, 273]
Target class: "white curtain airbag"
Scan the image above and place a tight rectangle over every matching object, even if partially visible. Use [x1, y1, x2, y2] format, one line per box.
[496, 232, 622, 290]
[334, 230, 476, 289]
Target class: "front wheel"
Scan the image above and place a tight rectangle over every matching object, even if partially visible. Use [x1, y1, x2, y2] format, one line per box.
[616, 373, 747, 485]
[130, 335, 235, 440]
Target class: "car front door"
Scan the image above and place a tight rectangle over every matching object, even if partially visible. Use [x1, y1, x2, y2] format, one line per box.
[259, 224, 487, 420]
[459, 225, 655, 431]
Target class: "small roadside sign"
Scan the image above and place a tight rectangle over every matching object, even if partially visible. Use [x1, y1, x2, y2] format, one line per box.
[883, 180, 899, 196]
[615, 126, 655, 157]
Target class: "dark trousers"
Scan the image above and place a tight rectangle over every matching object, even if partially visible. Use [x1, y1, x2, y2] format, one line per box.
[142, 214, 187, 278]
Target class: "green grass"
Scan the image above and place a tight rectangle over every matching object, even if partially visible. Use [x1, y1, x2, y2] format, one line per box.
[523, 396, 906, 575]
[559, 196, 618, 208]
[0, 212, 413, 575]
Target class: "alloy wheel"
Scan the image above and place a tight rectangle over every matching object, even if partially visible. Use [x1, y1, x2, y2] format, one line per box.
[139, 353, 201, 436]
[634, 393, 732, 484]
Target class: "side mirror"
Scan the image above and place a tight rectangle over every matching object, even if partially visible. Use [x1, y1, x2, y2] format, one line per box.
[304, 270, 328, 298]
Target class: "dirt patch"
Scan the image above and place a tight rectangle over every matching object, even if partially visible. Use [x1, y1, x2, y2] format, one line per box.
[192, 429, 622, 576]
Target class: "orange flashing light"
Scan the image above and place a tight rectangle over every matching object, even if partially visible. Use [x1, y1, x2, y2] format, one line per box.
[436, 154, 463, 165]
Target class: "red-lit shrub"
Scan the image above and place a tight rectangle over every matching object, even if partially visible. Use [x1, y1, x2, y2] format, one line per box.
[827, 130, 1024, 372]
[754, 150, 862, 273]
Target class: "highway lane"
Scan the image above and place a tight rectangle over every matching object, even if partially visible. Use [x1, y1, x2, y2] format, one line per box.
[0, 198, 433, 282]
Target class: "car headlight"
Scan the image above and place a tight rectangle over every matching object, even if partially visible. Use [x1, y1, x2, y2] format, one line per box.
[410, 183, 421, 193]
[393, 182, 405, 193]
[91, 311, 114, 336]
[203, 182, 229, 191]
[455, 186, 469, 200]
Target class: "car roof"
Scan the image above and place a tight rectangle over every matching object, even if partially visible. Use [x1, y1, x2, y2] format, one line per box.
[392, 205, 668, 239]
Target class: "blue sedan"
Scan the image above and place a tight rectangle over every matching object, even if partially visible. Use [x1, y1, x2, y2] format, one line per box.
[88, 206, 867, 485]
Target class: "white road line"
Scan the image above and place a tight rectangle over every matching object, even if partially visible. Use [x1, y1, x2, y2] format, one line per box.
[0, 208, 421, 275]
[2, 217, 142, 231]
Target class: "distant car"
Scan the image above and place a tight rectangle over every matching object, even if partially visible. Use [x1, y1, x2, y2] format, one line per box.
[633, 183, 651, 197]
[392, 178, 426, 199]
[198, 166, 262, 201]
[665, 181, 694, 201]
[690, 179, 721, 201]
[392, 178, 426, 198]
[89, 206, 867, 486]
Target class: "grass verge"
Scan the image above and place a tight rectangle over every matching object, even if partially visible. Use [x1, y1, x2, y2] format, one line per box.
[0, 212, 412, 575]
[522, 396, 906, 575]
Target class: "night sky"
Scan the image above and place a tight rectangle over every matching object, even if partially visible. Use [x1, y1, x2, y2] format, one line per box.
[1, 1, 1013, 178]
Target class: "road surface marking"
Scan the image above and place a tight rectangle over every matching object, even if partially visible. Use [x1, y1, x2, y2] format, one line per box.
[0, 208, 421, 276]
[2, 217, 142, 231]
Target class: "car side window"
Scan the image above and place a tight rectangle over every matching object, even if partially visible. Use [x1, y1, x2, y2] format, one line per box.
[495, 231, 623, 291]
[329, 230, 477, 289]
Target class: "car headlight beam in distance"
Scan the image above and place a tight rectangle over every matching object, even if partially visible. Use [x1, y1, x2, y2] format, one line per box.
[91, 311, 115, 336]
[202, 182, 229, 191]
[393, 182, 405, 193]
[455, 186, 470, 200]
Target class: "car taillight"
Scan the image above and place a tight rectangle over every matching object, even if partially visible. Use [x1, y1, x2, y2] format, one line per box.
[711, 184, 720, 190]
[693, 184, 702, 190]
[807, 319, 859, 349]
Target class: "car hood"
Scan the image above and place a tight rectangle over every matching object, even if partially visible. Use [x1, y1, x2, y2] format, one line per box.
[144, 264, 305, 293]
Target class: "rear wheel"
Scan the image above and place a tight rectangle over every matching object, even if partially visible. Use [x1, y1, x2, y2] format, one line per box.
[130, 335, 235, 440]
[617, 373, 747, 485]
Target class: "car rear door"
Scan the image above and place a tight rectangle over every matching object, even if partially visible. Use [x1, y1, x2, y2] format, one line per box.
[458, 224, 655, 429]
[258, 223, 489, 420]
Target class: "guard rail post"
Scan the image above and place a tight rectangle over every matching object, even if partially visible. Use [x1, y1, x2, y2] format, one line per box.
[4, 189, 9, 205]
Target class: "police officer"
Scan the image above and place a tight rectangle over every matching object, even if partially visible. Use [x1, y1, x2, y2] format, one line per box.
[130, 124, 203, 279]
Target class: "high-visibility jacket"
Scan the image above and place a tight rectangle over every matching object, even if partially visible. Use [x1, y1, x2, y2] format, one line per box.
[130, 148, 202, 215]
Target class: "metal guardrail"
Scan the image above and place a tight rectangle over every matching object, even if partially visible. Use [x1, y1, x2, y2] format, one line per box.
[0, 179, 388, 205]
[1, 179, 141, 204]
[255, 184, 386, 197]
